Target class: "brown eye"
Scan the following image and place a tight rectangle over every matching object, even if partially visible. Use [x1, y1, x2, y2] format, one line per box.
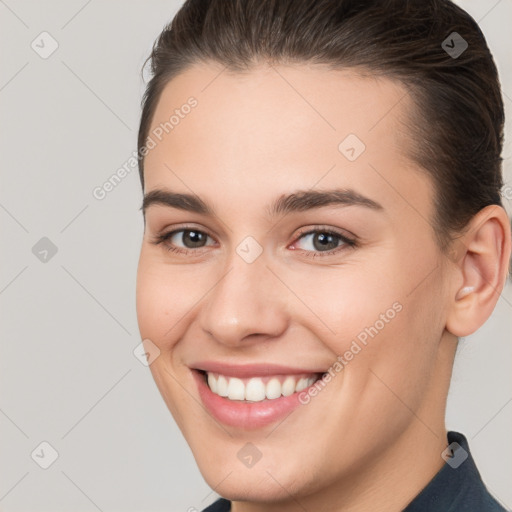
[289, 226, 358, 259]
[176, 229, 209, 248]
[294, 230, 354, 253]
[152, 227, 216, 254]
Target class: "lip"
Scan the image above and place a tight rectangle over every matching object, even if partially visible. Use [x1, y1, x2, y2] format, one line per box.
[191, 361, 325, 378]
[192, 368, 322, 430]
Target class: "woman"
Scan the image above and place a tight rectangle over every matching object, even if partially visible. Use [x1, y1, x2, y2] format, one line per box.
[135, 0, 511, 510]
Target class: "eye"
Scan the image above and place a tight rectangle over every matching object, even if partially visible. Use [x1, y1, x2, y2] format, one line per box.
[151, 227, 216, 254]
[290, 227, 357, 258]
[151, 225, 357, 258]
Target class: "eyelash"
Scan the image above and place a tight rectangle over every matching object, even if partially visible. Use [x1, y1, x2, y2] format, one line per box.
[150, 225, 357, 259]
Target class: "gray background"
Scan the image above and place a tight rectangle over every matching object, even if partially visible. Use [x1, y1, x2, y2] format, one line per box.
[0, 1, 511, 511]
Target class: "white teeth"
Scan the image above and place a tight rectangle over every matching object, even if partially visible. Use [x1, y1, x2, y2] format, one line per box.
[207, 373, 218, 394]
[205, 372, 319, 402]
[281, 376, 296, 397]
[265, 378, 281, 399]
[295, 377, 309, 392]
[246, 378, 266, 401]
[217, 375, 228, 397]
[227, 377, 245, 400]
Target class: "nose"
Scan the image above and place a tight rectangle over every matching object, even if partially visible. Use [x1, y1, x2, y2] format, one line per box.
[198, 247, 289, 347]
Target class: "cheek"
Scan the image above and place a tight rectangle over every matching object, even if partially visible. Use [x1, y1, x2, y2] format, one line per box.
[285, 261, 404, 357]
[291, 250, 441, 386]
[344, 253, 445, 414]
[135, 254, 193, 350]
[136, 257, 204, 426]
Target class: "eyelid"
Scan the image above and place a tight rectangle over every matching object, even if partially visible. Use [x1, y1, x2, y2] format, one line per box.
[152, 222, 215, 239]
[292, 224, 356, 242]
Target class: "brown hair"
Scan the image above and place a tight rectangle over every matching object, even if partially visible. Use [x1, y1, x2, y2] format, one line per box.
[137, 0, 505, 251]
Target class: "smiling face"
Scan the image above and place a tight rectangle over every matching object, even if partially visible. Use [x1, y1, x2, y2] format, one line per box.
[136, 62, 458, 508]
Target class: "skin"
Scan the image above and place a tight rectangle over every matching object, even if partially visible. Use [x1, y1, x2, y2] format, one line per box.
[135, 62, 511, 512]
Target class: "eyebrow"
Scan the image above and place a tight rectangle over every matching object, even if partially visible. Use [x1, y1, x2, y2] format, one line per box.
[141, 187, 384, 217]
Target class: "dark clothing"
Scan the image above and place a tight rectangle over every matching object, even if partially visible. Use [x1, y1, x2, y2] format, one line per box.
[202, 431, 508, 511]
[202, 498, 231, 512]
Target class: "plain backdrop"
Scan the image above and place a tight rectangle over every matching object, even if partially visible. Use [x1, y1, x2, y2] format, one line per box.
[1, 1, 511, 511]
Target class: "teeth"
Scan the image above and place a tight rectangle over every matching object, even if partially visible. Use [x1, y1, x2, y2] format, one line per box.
[227, 378, 245, 400]
[246, 378, 266, 401]
[217, 375, 228, 397]
[207, 373, 217, 394]
[295, 377, 310, 392]
[282, 376, 296, 396]
[205, 372, 319, 402]
[265, 378, 281, 399]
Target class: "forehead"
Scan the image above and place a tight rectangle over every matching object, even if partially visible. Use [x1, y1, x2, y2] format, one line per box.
[143, 62, 432, 220]
[146, 62, 411, 157]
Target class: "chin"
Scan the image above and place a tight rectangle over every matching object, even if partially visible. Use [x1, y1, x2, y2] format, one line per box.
[195, 453, 318, 504]
[204, 474, 297, 503]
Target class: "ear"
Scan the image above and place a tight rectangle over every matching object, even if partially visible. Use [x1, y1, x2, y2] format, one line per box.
[445, 205, 511, 338]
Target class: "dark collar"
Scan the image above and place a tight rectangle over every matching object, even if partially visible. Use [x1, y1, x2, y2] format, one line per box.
[403, 430, 507, 511]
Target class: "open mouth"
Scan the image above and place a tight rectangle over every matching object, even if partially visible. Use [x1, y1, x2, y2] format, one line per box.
[198, 370, 325, 403]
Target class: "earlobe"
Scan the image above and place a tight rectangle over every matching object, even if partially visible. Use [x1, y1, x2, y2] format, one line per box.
[445, 205, 511, 338]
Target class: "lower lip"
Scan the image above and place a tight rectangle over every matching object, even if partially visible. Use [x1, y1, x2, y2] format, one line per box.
[192, 370, 313, 430]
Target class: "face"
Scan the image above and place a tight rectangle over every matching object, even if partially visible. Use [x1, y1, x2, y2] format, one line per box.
[136, 62, 455, 503]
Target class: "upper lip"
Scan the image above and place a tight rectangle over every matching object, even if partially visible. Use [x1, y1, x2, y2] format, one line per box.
[191, 361, 325, 378]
